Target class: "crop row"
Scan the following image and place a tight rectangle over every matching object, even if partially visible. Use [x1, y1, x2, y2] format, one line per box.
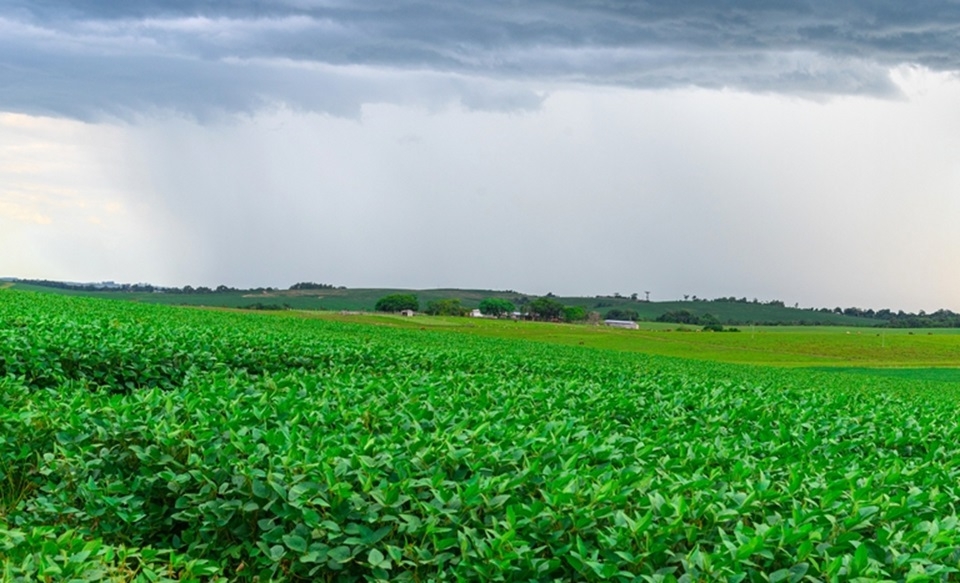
[2, 290, 960, 581]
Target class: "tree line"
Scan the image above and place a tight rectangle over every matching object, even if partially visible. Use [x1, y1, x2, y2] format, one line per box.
[655, 310, 735, 331]
[14, 279, 342, 295]
[373, 294, 589, 322]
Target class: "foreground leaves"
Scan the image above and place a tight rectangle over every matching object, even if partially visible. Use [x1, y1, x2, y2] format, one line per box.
[2, 290, 960, 581]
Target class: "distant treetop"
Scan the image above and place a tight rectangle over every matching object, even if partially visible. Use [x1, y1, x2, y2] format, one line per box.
[289, 282, 336, 290]
[479, 298, 515, 317]
[375, 294, 419, 313]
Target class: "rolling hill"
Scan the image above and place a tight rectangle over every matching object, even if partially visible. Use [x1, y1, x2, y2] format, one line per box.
[5, 280, 883, 326]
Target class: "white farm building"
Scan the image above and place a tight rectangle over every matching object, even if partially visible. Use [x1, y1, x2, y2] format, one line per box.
[604, 319, 639, 330]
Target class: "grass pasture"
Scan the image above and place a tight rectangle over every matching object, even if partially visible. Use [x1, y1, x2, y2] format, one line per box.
[2, 289, 960, 581]
[311, 311, 960, 369]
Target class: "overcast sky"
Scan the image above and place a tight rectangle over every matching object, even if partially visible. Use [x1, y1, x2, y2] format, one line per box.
[2, 1, 960, 311]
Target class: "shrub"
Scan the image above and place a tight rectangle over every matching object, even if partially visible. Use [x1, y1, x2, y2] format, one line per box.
[605, 308, 639, 321]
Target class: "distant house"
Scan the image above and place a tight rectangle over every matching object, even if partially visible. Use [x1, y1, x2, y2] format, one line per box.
[400, 309, 415, 317]
[604, 319, 639, 330]
[470, 309, 483, 318]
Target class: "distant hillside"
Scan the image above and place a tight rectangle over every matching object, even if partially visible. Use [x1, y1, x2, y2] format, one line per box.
[4, 282, 521, 312]
[558, 296, 884, 327]
[5, 280, 887, 326]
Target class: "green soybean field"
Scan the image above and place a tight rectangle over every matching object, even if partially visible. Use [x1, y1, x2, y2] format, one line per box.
[2, 290, 960, 582]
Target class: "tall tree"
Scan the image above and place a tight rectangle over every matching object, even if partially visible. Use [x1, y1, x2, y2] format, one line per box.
[528, 297, 565, 321]
[479, 298, 515, 317]
[374, 294, 419, 312]
[424, 298, 468, 316]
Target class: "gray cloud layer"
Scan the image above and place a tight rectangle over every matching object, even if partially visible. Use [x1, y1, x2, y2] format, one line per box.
[3, 1, 960, 119]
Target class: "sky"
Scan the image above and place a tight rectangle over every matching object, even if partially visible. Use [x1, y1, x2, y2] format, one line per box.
[2, 1, 960, 311]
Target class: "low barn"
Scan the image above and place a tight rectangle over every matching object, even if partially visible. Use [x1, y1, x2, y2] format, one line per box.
[604, 319, 639, 330]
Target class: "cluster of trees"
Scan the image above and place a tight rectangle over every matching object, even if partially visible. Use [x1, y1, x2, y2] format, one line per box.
[707, 296, 784, 306]
[16, 279, 286, 295]
[478, 298, 515, 317]
[526, 297, 587, 322]
[594, 292, 650, 302]
[879, 309, 960, 328]
[424, 298, 468, 316]
[372, 294, 587, 323]
[17, 279, 168, 293]
[605, 308, 640, 321]
[288, 282, 341, 290]
[19, 278, 349, 295]
[374, 294, 419, 312]
[374, 295, 519, 317]
[800, 306, 960, 327]
[656, 310, 701, 325]
[526, 297, 564, 320]
[680, 295, 787, 307]
[239, 302, 290, 311]
[681, 296, 960, 327]
[561, 306, 588, 322]
[180, 285, 246, 294]
[656, 310, 735, 332]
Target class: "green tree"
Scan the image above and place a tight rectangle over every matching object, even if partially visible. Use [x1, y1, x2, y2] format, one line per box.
[528, 297, 565, 321]
[374, 294, 419, 313]
[424, 298, 469, 316]
[656, 309, 699, 325]
[563, 306, 588, 322]
[700, 313, 724, 331]
[605, 308, 640, 321]
[479, 298, 516, 317]
[289, 282, 334, 290]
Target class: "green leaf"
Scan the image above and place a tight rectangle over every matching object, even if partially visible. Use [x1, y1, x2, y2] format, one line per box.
[769, 569, 791, 583]
[283, 534, 307, 553]
[852, 542, 868, 575]
[386, 545, 404, 562]
[302, 508, 321, 527]
[789, 563, 809, 583]
[252, 480, 270, 499]
[368, 548, 391, 569]
[328, 545, 352, 565]
[269, 544, 285, 562]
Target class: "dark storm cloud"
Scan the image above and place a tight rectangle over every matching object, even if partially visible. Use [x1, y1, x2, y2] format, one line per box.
[2, 1, 960, 118]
